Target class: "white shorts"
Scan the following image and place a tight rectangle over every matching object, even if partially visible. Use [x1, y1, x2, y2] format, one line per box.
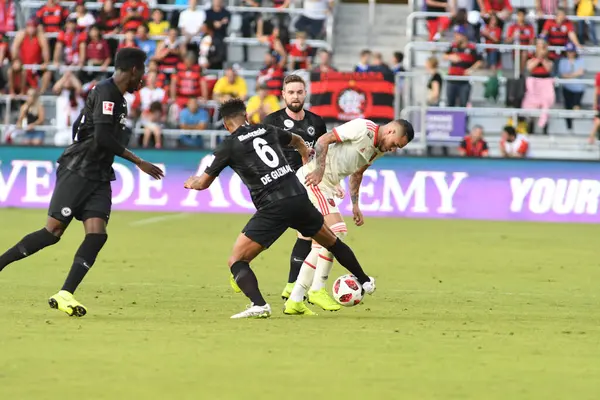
[296, 166, 340, 216]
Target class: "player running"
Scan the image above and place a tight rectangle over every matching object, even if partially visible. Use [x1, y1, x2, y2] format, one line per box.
[284, 117, 414, 315]
[261, 74, 330, 305]
[0, 48, 164, 317]
[184, 99, 375, 319]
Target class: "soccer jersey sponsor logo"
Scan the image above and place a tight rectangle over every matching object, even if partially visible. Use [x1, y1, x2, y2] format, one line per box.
[238, 128, 267, 142]
[102, 101, 114, 115]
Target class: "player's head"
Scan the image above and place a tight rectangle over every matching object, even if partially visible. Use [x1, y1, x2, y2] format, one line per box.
[219, 98, 248, 133]
[377, 119, 414, 152]
[502, 125, 517, 143]
[114, 47, 147, 93]
[282, 74, 306, 113]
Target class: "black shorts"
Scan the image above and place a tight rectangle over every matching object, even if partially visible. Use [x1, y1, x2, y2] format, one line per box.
[242, 194, 324, 248]
[48, 167, 112, 225]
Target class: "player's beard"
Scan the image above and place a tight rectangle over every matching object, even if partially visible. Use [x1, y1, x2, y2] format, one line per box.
[286, 101, 304, 113]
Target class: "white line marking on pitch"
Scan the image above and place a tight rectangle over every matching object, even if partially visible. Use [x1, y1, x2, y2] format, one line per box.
[129, 213, 189, 226]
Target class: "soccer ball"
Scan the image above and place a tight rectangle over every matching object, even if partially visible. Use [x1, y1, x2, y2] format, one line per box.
[332, 274, 363, 306]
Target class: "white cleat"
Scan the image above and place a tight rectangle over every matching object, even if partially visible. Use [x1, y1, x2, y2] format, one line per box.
[230, 303, 272, 319]
[362, 277, 376, 295]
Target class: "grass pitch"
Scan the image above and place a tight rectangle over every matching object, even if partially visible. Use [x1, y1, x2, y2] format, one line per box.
[1, 209, 600, 399]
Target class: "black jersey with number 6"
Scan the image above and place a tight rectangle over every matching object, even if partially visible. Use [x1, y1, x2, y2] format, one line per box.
[204, 124, 306, 210]
[262, 109, 327, 172]
[57, 78, 129, 182]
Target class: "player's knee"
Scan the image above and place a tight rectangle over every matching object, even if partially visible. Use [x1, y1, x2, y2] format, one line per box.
[45, 218, 67, 237]
[75, 233, 108, 267]
[330, 222, 348, 240]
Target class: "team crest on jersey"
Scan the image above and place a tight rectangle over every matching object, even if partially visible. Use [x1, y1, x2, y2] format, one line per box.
[337, 88, 366, 121]
[327, 198, 336, 207]
[284, 119, 294, 129]
[307, 126, 315, 136]
[103, 101, 114, 115]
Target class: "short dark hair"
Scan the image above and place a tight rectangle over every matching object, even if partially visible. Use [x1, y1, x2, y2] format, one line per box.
[219, 98, 246, 121]
[503, 125, 517, 137]
[517, 7, 527, 14]
[393, 51, 404, 63]
[360, 49, 371, 57]
[283, 74, 306, 87]
[396, 119, 414, 143]
[115, 48, 147, 72]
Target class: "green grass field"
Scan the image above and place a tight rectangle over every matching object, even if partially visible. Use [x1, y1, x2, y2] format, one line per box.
[1, 209, 600, 399]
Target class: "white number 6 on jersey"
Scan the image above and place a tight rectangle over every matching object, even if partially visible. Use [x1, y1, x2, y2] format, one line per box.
[253, 137, 280, 168]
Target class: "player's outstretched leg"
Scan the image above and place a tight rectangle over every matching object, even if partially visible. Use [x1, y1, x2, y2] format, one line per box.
[281, 236, 312, 300]
[228, 233, 271, 319]
[284, 243, 319, 316]
[49, 217, 107, 317]
[0, 218, 63, 272]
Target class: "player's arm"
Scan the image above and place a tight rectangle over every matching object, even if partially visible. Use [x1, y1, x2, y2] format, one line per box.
[349, 164, 369, 226]
[288, 133, 310, 164]
[304, 131, 337, 186]
[184, 141, 230, 190]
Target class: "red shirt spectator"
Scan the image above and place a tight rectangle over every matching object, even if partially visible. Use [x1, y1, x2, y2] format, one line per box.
[506, 17, 535, 44]
[287, 34, 312, 70]
[0, 0, 16, 34]
[528, 53, 553, 78]
[483, 0, 513, 14]
[170, 57, 207, 108]
[120, 0, 150, 33]
[541, 9, 580, 59]
[425, 0, 451, 41]
[97, 0, 121, 34]
[595, 72, 600, 112]
[147, 60, 168, 88]
[154, 28, 185, 70]
[36, 0, 69, 33]
[79, 26, 111, 69]
[0, 34, 10, 66]
[118, 29, 139, 51]
[481, 22, 502, 49]
[11, 21, 51, 91]
[54, 18, 85, 65]
[258, 52, 285, 97]
[444, 28, 482, 76]
[459, 127, 489, 157]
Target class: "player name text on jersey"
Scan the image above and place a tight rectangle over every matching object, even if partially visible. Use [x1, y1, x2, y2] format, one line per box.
[260, 164, 293, 185]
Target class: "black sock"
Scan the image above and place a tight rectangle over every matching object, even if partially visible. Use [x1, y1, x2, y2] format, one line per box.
[327, 238, 370, 284]
[0, 228, 60, 271]
[231, 261, 266, 306]
[62, 234, 107, 294]
[288, 238, 312, 284]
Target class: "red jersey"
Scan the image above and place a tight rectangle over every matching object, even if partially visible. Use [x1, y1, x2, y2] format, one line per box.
[120, 0, 150, 32]
[173, 62, 204, 107]
[529, 56, 552, 78]
[459, 136, 489, 157]
[118, 40, 139, 51]
[481, 26, 502, 50]
[595, 73, 600, 111]
[155, 72, 168, 89]
[506, 23, 535, 45]
[57, 30, 85, 65]
[36, 4, 69, 33]
[446, 42, 481, 76]
[258, 65, 284, 97]
[543, 19, 574, 59]
[158, 39, 182, 70]
[97, 9, 121, 33]
[0, 0, 16, 33]
[85, 39, 110, 61]
[483, 0, 512, 12]
[20, 34, 42, 64]
[287, 42, 312, 70]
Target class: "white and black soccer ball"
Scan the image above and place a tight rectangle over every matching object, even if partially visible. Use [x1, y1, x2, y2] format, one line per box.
[332, 274, 363, 307]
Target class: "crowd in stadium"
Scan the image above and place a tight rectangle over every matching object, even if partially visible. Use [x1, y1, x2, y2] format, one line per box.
[0, 0, 339, 148]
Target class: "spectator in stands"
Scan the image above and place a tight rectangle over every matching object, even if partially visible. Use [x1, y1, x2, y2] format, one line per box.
[171, 52, 207, 113]
[178, 0, 206, 38]
[141, 101, 164, 148]
[154, 27, 186, 70]
[133, 72, 169, 120]
[0, 36, 9, 90]
[198, 21, 226, 70]
[370, 52, 392, 74]
[78, 25, 111, 84]
[11, 20, 52, 93]
[535, 0, 568, 34]
[121, 0, 151, 33]
[257, 51, 285, 98]
[54, 17, 83, 67]
[205, 0, 231, 40]
[16, 89, 45, 146]
[71, 1, 95, 33]
[391, 52, 404, 74]
[443, 25, 482, 107]
[312, 49, 336, 73]
[52, 72, 84, 146]
[506, 8, 535, 73]
[8, 59, 26, 96]
[52, 69, 82, 95]
[271, 0, 292, 29]
[240, 0, 263, 62]
[212, 65, 248, 102]
[589, 73, 600, 144]
[500, 125, 529, 157]
[522, 38, 554, 135]
[481, 0, 513, 27]
[355, 50, 371, 73]
[541, 8, 581, 64]
[452, 9, 477, 42]
[287, 31, 312, 71]
[97, 0, 121, 35]
[558, 42, 585, 134]
[119, 29, 139, 50]
[247, 83, 281, 123]
[575, 0, 598, 45]
[147, 59, 168, 88]
[481, 13, 502, 71]
[149, 9, 170, 37]
[0, 0, 16, 34]
[179, 97, 210, 148]
[425, 0, 451, 41]
[36, 0, 69, 34]
[459, 125, 489, 157]
[137, 24, 157, 61]
[426, 56, 442, 106]
[258, 25, 289, 66]
[296, 0, 333, 40]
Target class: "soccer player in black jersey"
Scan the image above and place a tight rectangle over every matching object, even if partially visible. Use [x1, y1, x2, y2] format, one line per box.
[0, 48, 164, 317]
[184, 99, 375, 319]
[262, 74, 332, 305]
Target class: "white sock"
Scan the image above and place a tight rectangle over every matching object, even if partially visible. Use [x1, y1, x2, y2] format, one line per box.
[310, 223, 347, 292]
[290, 244, 320, 302]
